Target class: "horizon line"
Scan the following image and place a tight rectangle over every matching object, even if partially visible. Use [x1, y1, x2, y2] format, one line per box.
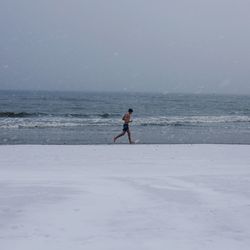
[1, 89, 250, 96]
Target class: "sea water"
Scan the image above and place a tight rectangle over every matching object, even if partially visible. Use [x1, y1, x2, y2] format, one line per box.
[0, 90, 250, 144]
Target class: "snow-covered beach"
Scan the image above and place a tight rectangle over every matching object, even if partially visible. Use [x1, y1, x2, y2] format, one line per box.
[1, 144, 250, 250]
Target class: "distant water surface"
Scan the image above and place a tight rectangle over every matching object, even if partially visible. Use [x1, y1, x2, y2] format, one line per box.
[0, 90, 250, 144]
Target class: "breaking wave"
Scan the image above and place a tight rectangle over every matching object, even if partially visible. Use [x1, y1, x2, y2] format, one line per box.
[0, 115, 249, 129]
[138, 115, 250, 127]
[0, 111, 117, 119]
[0, 112, 45, 118]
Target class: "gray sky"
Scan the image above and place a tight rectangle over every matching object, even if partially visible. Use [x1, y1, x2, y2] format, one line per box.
[1, 0, 250, 94]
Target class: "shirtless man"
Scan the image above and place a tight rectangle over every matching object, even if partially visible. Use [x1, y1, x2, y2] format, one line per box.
[114, 108, 134, 144]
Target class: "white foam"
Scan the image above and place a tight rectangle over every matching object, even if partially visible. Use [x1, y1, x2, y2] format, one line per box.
[0, 115, 249, 129]
[137, 115, 250, 126]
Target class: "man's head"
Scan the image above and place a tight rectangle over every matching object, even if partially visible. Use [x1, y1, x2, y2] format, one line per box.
[128, 108, 133, 114]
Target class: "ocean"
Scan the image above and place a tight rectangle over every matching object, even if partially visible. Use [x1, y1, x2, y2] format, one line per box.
[0, 90, 250, 144]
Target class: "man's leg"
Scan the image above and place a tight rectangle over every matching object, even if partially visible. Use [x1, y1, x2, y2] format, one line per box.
[127, 130, 133, 144]
[114, 131, 126, 142]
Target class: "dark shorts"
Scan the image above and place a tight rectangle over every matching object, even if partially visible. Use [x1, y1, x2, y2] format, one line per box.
[123, 124, 129, 132]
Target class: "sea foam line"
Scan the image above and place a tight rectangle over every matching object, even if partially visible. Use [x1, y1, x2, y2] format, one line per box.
[0, 115, 249, 129]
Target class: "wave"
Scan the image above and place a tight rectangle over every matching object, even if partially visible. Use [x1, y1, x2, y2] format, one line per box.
[0, 112, 46, 118]
[138, 116, 250, 127]
[66, 113, 116, 118]
[0, 111, 118, 119]
[0, 115, 249, 129]
[0, 116, 120, 129]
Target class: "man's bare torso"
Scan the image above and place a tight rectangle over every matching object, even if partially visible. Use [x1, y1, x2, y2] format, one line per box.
[123, 112, 131, 124]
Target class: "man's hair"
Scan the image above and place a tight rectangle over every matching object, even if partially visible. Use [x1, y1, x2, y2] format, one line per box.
[128, 108, 133, 113]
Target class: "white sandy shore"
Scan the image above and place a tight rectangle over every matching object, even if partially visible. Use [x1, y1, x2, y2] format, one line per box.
[0, 145, 250, 250]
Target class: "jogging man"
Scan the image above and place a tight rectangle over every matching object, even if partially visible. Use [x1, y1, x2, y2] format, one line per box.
[114, 108, 134, 144]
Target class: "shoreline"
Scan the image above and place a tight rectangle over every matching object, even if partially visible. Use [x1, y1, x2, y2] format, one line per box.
[1, 142, 250, 145]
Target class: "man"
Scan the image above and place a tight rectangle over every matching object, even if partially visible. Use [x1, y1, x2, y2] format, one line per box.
[114, 108, 134, 144]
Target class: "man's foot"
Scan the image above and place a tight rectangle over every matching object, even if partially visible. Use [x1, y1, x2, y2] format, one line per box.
[113, 137, 116, 143]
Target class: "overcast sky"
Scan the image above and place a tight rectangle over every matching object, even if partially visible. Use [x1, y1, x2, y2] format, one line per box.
[1, 0, 250, 94]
